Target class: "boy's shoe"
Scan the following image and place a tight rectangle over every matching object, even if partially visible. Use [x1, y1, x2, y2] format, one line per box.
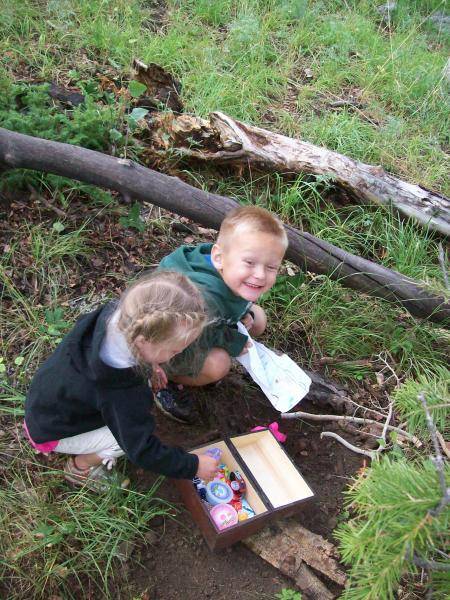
[154, 383, 194, 424]
[64, 458, 129, 492]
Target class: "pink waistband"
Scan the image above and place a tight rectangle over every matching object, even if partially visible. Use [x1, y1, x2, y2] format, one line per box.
[23, 421, 59, 453]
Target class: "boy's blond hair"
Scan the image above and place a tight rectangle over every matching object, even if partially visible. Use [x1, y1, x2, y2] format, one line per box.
[117, 270, 207, 350]
[217, 206, 288, 249]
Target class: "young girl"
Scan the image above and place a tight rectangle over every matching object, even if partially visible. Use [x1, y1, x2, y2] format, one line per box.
[24, 270, 219, 490]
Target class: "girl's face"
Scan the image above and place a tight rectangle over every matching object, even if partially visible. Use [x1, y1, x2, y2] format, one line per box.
[134, 326, 200, 365]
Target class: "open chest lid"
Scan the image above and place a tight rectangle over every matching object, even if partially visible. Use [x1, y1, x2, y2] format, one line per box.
[227, 429, 314, 509]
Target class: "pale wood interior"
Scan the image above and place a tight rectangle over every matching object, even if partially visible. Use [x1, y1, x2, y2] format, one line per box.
[190, 440, 268, 515]
[230, 430, 314, 508]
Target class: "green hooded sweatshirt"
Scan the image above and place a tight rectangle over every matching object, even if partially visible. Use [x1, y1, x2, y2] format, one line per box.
[158, 243, 250, 359]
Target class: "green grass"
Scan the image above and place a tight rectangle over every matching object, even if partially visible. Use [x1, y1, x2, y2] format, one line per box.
[0, 451, 170, 599]
[0, 220, 92, 374]
[264, 273, 448, 381]
[260, 174, 448, 289]
[1, 1, 448, 190]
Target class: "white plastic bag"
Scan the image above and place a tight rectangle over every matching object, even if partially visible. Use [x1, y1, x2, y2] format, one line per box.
[236, 322, 311, 412]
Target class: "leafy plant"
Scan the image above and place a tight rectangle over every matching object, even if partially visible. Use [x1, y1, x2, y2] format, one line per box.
[119, 202, 146, 232]
[127, 107, 149, 131]
[128, 80, 147, 99]
[43, 307, 71, 339]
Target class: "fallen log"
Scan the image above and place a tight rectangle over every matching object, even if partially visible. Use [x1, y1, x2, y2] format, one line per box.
[244, 519, 346, 599]
[0, 127, 449, 325]
[145, 110, 450, 236]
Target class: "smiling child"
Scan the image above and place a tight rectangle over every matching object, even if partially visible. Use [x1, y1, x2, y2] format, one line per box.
[154, 206, 288, 423]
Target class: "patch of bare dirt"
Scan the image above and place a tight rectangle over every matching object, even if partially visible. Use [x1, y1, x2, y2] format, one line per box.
[125, 373, 363, 599]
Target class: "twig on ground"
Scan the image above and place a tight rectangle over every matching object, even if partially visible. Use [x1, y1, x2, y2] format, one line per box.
[27, 184, 68, 218]
[321, 401, 394, 458]
[320, 432, 376, 459]
[282, 410, 422, 446]
[342, 397, 387, 419]
[381, 401, 393, 442]
[376, 351, 402, 387]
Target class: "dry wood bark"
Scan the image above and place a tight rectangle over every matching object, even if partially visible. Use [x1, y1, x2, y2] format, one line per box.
[243, 519, 346, 599]
[0, 127, 449, 325]
[145, 110, 450, 236]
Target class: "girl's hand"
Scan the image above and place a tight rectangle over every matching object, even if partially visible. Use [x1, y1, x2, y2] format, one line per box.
[196, 455, 219, 481]
[150, 364, 168, 392]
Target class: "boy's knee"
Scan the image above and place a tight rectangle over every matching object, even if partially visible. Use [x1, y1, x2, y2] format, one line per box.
[249, 304, 267, 337]
[203, 348, 231, 382]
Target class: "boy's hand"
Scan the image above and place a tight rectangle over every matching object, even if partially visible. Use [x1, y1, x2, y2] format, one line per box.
[241, 311, 254, 330]
[238, 340, 252, 356]
[196, 455, 219, 481]
[150, 364, 168, 392]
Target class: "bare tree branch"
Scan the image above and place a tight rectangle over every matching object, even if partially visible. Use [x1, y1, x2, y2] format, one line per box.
[381, 401, 394, 442]
[281, 410, 422, 446]
[413, 554, 450, 572]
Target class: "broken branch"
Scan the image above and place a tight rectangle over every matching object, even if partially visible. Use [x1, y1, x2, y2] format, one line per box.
[146, 108, 450, 236]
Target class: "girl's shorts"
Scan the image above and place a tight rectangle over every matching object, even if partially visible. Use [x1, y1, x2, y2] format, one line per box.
[24, 423, 125, 464]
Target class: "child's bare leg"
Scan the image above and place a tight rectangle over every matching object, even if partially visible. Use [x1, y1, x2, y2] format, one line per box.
[73, 452, 103, 470]
[248, 304, 267, 337]
[172, 347, 231, 387]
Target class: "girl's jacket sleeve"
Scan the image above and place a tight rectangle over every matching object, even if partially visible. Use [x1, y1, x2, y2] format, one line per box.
[97, 383, 198, 479]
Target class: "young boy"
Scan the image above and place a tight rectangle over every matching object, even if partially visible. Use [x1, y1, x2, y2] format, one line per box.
[155, 205, 288, 423]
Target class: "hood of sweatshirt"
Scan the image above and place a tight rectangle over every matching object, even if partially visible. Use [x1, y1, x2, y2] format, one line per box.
[159, 243, 251, 323]
[68, 303, 143, 388]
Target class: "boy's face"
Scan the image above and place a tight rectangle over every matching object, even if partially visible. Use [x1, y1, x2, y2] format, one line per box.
[211, 230, 285, 302]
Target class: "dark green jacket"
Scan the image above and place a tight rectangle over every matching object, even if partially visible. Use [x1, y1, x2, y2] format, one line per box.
[25, 304, 198, 479]
[159, 243, 250, 356]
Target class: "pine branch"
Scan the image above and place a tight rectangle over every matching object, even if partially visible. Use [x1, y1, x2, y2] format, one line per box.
[418, 392, 450, 517]
[406, 393, 450, 586]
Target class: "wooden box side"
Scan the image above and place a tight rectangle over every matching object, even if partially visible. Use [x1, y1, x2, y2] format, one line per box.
[173, 432, 315, 550]
[174, 478, 275, 551]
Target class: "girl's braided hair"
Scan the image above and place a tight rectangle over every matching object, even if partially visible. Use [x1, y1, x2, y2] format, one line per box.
[117, 270, 207, 350]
